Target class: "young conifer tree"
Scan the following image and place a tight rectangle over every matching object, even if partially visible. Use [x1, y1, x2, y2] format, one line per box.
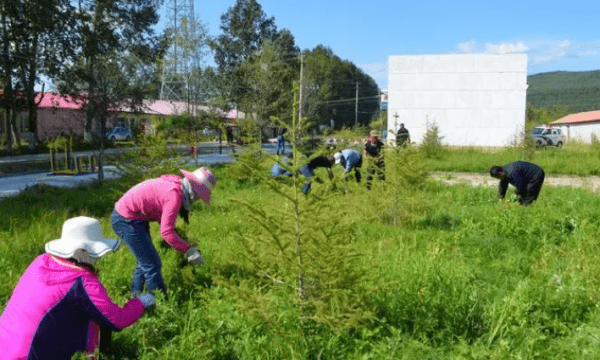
[229, 82, 370, 330]
[368, 142, 427, 226]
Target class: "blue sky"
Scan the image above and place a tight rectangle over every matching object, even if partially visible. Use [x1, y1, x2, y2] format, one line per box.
[159, 0, 600, 90]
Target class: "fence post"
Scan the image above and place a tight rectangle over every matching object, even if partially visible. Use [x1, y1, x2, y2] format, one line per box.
[90, 155, 94, 172]
[76, 156, 82, 174]
[50, 149, 55, 173]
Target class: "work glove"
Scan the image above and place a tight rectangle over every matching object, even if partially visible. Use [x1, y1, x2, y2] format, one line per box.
[185, 247, 205, 265]
[137, 293, 156, 309]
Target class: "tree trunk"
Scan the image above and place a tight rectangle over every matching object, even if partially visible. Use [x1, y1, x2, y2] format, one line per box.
[10, 109, 21, 147]
[26, 35, 41, 148]
[2, 11, 13, 154]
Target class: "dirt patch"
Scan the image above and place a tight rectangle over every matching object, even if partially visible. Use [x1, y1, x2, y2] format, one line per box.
[430, 172, 600, 193]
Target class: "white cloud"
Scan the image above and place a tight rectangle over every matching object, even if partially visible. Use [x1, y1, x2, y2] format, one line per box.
[458, 40, 476, 53]
[484, 41, 529, 54]
[576, 50, 599, 57]
[457, 39, 600, 68]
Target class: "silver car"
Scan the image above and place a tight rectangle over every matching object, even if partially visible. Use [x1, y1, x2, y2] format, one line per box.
[106, 126, 132, 141]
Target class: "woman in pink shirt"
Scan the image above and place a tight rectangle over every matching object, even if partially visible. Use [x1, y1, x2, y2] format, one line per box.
[111, 167, 216, 296]
[0, 216, 155, 360]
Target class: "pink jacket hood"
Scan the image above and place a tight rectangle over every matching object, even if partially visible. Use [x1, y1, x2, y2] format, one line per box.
[39, 254, 97, 285]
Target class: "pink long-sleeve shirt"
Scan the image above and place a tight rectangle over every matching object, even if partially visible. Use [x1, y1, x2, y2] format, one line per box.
[115, 175, 191, 253]
[0, 254, 145, 360]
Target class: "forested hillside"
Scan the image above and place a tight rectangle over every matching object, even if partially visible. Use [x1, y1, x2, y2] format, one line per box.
[527, 70, 600, 112]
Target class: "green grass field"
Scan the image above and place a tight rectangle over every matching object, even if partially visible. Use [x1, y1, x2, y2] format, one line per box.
[2, 145, 600, 359]
[421, 144, 600, 175]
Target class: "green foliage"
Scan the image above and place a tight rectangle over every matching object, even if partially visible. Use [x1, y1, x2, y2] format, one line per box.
[527, 71, 600, 113]
[526, 104, 570, 129]
[420, 120, 445, 159]
[303, 45, 380, 129]
[369, 110, 387, 132]
[422, 145, 600, 175]
[229, 85, 371, 332]
[370, 145, 427, 226]
[5, 128, 600, 359]
[112, 134, 185, 180]
[335, 126, 370, 140]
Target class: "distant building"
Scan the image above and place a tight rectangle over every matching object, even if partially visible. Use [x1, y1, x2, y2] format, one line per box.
[0, 93, 244, 140]
[387, 54, 528, 146]
[548, 110, 600, 143]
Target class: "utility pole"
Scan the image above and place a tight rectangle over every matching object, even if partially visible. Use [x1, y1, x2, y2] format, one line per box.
[355, 82, 359, 128]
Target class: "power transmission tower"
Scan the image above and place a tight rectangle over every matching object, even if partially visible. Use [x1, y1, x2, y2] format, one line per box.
[160, 0, 205, 106]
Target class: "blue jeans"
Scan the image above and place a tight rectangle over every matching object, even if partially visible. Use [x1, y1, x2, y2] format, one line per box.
[111, 209, 166, 295]
[276, 136, 285, 155]
[299, 164, 314, 194]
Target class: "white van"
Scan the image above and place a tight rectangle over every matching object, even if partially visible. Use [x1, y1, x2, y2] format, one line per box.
[532, 126, 565, 148]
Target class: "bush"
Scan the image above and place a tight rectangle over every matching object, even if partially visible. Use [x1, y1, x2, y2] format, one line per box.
[420, 120, 444, 159]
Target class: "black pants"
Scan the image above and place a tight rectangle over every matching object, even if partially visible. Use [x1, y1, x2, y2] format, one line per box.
[366, 161, 385, 189]
[520, 172, 545, 205]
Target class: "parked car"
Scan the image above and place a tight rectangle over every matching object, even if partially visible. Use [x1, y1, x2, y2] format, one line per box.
[105, 127, 132, 142]
[201, 128, 218, 137]
[532, 126, 565, 148]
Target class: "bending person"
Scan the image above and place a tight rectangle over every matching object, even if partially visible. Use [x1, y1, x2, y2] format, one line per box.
[111, 167, 216, 296]
[490, 161, 545, 205]
[299, 155, 335, 194]
[334, 149, 363, 183]
[0, 216, 154, 360]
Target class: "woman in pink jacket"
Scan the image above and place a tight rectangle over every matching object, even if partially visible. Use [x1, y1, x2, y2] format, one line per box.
[111, 167, 216, 296]
[0, 216, 155, 360]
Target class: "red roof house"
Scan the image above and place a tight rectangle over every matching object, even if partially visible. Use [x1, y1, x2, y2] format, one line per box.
[2, 93, 244, 140]
[549, 110, 600, 143]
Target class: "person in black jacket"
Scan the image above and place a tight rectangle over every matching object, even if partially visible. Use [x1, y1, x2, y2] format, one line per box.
[396, 123, 410, 147]
[490, 161, 545, 205]
[365, 130, 385, 189]
[299, 155, 335, 194]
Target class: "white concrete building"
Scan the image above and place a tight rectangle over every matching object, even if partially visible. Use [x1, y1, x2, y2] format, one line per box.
[387, 54, 528, 146]
[549, 110, 600, 143]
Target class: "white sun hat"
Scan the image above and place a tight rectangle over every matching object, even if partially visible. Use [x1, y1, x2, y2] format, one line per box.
[45, 216, 121, 260]
[334, 152, 342, 165]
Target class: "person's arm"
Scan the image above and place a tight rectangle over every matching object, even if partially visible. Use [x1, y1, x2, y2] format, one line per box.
[498, 179, 509, 199]
[78, 277, 145, 332]
[159, 193, 191, 253]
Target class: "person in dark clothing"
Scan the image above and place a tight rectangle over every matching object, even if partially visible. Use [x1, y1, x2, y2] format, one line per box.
[276, 128, 287, 155]
[396, 123, 410, 147]
[225, 125, 233, 144]
[490, 161, 545, 205]
[299, 155, 335, 194]
[365, 130, 385, 189]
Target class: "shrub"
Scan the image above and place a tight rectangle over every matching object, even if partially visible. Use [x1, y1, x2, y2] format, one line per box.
[420, 120, 444, 159]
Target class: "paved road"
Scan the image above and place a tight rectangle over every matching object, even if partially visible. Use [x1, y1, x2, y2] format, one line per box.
[0, 142, 236, 166]
[0, 143, 291, 199]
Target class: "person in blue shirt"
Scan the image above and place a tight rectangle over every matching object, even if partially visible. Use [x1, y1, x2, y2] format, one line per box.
[334, 149, 363, 183]
[490, 161, 545, 205]
[276, 128, 287, 155]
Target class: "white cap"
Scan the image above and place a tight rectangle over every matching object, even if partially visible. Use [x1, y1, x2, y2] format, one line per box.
[334, 152, 342, 164]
